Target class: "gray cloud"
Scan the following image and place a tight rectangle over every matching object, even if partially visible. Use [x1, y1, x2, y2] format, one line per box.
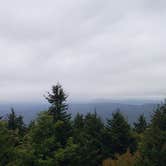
[0, 0, 166, 102]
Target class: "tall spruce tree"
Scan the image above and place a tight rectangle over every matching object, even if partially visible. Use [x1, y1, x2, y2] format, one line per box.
[45, 84, 71, 123]
[45, 84, 71, 146]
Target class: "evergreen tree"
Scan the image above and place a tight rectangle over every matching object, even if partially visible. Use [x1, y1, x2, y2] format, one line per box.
[73, 112, 105, 166]
[134, 114, 147, 133]
[7, 108, 17, 130]
[151, 103, 166, 130]
[45, 84, 72, 145]
[105, 110, 136, 155]
[29, 112, 60, 163]
[0, 120, 16, 165]
[29, 111, 78, 166]
[54, 137, 79, 166]
[73, 113, 85, 144]
[7, 108, 26, 135]
[73, 113, 84, 129]
[45, 83, 71, 123]
[138, 102, 166, 166]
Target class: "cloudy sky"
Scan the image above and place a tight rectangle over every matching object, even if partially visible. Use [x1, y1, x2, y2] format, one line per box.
[0, 0, 166, 102]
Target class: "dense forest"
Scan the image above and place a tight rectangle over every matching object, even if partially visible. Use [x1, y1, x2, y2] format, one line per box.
[0, 84, 165, 166]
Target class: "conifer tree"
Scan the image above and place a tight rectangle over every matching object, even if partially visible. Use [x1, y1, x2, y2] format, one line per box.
[8, 108, 17, 130]
[45, 84, 72, 146]
[73, 113, 84, 129]
[0, 121, 15, 165]
[7, 108, 26, 135]
[134, 114, 147, 133]
[45, 83, 71, 123]
[106, 110, 135, 155]
[138, 102, 166, 166]
[73, 112, 105, 166]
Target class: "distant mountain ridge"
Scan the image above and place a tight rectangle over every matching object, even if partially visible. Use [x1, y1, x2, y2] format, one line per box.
[0, 101, 158, 124]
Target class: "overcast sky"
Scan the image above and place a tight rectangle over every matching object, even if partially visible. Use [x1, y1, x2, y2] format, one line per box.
[0, 0, 166, 102]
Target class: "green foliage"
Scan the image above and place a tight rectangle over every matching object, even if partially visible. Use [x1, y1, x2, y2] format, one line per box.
[29, 112, 60, 161]
[133, 114, 147, 133]
[136, 102, 166, 166]
[105, 111, 137, 155]
[73, 112, 105, 166]
[28, 111, 79, 166]
[11, 143, 36, 166]
[0, 121, 16, 165]
[73, 113, 84, 129]
[7, 108, 26, 135]
[45, 84, 72, 146]
[0, 84, 165, 166]
[45, 84, 71, 123]
[7, 108, 17, 130]
[151, 103, 166, 130]
[54, 137, 79, 166]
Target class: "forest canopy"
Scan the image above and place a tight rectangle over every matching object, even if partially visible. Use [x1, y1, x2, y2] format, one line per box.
[0, 84, 165, 166]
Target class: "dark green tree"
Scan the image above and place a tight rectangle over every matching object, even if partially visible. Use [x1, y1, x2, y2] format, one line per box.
[7, 108, 17, 130]
[151, 103, 166, 130]
[73, 113, 84, 129]
[29, 111, 78, 166]
[54, 137, 79, 166]
[73, 112, 105, 166]
[0, 120, 16, 165]
[45, 84, 71, 123]
[45, 84, 72, 146]
[105, 110, 136, 155]
[138, 102, 166, 166]
[7, 108, 26, 136]
[72, 113, 84, 144]
[134, 114, 147, 133]
[26, 84, 75, 165]
[29, 112, 60, 164]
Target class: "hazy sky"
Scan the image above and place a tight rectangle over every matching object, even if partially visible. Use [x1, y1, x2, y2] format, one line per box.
[0, 0, 166, 102]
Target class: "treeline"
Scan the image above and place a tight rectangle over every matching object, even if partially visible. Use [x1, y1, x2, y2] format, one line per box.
[0, 84, 165, 166]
